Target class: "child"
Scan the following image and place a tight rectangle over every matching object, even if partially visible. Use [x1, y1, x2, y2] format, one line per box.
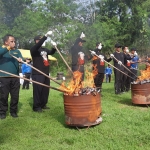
[105, 64, 112, 83]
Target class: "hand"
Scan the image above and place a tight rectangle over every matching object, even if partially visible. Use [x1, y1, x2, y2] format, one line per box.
[110, 54, 114, 58]
[118, 61, 122, 66]
[134, 51, 138, 56]
[45, 31, 53, 37]
[51, 40, 57, 46]
[17, 58, 22, 62]
[91, 51, 96, 56]
[80, 32, 85, 38]
[98, 43, 102, 50]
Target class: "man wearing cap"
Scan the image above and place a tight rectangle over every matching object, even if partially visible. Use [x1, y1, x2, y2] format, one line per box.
[110, 43, 125, 94]
[21, 58, 32, 89]
[30, 31, 56, 112]
[92, 42, 112, 92]
[130, 48, 139, 82]
[70, 34, 86, 81]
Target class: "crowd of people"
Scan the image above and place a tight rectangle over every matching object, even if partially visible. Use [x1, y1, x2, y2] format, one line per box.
[0, 32, 141, 119]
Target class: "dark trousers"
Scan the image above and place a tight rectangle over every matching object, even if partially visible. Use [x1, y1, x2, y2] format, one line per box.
[131, 69, 138, 82]
[94, 73, 104, 90]
[22, 73, 31, 89]
[72, 65, 84, 81]
[0, 77, 20, 114]
[122, 69, 131, 91]
[32, 74, 50, 111]
[114, 70, 123, 94]
[106, 74, 111, 83]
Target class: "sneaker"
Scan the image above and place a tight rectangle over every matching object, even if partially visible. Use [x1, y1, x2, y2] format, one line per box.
[11, 113, 18, 118]
[0, 113, 6, 119]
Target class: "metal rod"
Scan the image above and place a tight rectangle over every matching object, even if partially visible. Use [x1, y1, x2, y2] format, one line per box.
[9, 53, 69, 90]
[54, 46, 74, 75]
[89, 50, 135, 80]
[0, 70, 67, 93]
[113, 55, 138, 78]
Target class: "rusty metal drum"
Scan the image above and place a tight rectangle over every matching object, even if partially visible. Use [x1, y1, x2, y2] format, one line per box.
[63, 93, 102, 127]
[131, 83, 150, 104]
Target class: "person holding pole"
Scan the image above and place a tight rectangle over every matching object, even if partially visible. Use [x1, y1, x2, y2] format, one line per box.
[70, 32, 86, 81]
[110, 43, 125, 95]
[91, 42, 112, 93]
[30, 31, 56, 112]
[0, 34, 23, 119]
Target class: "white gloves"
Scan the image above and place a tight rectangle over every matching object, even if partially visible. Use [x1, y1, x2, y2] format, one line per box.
[45, 31, 53, 37]
[126, 49, 129, 53]
[134, 51, 138, 56]
[91, 51, 96, 56]
[98, 43, 102, 50]
[110, 54, 114, 58]
[99, 55, 104, 61]
[80, 32, 85, 39]
[51, 40, 57, 46]
[118, 61, 122, 66]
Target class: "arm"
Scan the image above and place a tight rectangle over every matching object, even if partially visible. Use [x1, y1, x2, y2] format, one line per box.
[30, 36, 47, 55]
[46, 48, 56, 55]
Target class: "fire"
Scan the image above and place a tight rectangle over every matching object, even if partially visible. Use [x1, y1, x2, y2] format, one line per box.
[59, 64, 98, 95]
[138, 65, 150, 81]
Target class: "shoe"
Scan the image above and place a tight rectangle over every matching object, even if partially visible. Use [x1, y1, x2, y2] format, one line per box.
[42, 106, 50, 109]
[11, 113, 18, 118]
[0, 113, 6, 119]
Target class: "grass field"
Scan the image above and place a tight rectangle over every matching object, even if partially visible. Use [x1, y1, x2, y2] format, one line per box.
[0, 79, 150, 150]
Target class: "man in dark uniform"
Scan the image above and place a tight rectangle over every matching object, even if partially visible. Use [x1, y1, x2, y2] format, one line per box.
[111, 43, 125, 94]
[30, 31, 56, 112]
[92, 42, 112, 92]
[70, 37, 86, 81]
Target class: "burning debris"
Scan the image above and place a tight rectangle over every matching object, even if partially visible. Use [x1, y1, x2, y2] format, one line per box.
[132, 65, 150, 85]
[60, 64, 98, 96]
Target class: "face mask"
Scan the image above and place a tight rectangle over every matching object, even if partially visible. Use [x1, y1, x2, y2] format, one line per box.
[98, 43, 102, 50]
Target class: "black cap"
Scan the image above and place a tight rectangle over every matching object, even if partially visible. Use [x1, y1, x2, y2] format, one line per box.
[131, 47, 137, 51]
[34, 35, 42, 41]
[115, 43, 122, 48]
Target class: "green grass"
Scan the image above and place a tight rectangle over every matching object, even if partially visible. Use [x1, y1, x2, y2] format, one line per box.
[0, 80, 150, 150]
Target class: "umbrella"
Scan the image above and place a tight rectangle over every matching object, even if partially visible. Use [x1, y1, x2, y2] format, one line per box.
[18, 49, 57, 61]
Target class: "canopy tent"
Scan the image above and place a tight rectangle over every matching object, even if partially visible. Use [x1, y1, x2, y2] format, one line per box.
[19, 49, 57, 61]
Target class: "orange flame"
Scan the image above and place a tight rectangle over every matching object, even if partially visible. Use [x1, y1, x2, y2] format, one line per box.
[138, 65, 150, 81]
[59, 64, 98, 95]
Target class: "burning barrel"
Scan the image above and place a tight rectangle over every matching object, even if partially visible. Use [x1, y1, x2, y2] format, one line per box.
[131, 81, 150, 104]
[63, 93, 102, 127]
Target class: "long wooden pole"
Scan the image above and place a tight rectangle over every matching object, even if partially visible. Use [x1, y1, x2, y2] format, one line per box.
[89, 50, 135, 80]
[9, 53, 69, 90]
[54, 46, 74, 75]
[0, 70, 67, 93]
[113, 55, 138, 78]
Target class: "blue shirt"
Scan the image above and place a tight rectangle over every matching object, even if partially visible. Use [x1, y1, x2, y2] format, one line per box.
[105, 67, 112, 75]
[22, 63, 32, 75]
[131, 56, 139, 69]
